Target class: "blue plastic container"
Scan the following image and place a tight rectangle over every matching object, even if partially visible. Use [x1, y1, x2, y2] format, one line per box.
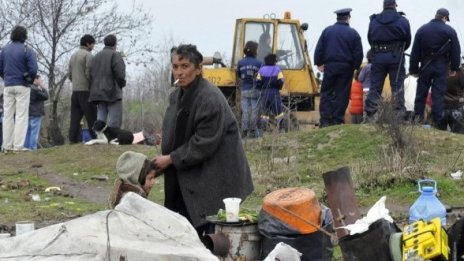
[409, 179, 446, 226]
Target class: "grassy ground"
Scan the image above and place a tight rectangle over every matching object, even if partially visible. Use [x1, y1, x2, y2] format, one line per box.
[1, 124, 464, 235]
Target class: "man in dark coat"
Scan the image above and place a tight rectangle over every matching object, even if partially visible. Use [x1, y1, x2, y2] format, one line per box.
[314, 8, 363, 127]
[153, 44, 253, 234]
[364, 0, 411, 122]
[409, 8, 461, 129]
[89, 34, 126, 128]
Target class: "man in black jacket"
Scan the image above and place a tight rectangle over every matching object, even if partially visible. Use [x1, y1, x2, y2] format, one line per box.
[89, 34, 126, 128]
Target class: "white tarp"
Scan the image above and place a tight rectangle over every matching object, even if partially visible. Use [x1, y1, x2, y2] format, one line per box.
[0, 192, 219, 261]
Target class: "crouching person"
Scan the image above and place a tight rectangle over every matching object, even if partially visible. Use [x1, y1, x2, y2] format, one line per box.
[109, 151, 156, 208]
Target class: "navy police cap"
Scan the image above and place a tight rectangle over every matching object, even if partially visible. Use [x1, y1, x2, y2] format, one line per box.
[436, 8, 450, 22]
[334, 8, 352, 17]
[384, 0, 396, 5]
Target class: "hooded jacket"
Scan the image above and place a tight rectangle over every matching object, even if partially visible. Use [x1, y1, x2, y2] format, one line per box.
[109, 151, 149, 208]
[368, 8, 411, 64]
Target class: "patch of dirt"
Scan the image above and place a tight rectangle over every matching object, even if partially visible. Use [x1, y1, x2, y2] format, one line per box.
[38, 168, 111, 205]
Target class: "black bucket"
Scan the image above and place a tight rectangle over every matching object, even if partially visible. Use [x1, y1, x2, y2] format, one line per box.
[338, 219, 400, 261]
[259, 205, 334, 261]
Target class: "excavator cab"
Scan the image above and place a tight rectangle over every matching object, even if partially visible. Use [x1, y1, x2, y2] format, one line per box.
[203, 12, 321, 128]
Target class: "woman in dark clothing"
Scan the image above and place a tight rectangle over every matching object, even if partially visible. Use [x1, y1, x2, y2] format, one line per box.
[152, 44, 254, 235]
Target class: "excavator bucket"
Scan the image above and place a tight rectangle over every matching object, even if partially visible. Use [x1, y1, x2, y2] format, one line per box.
[322, 167, 361, 238]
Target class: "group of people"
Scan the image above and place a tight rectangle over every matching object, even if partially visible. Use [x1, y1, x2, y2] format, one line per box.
[68, 34, 127, 143]
[315, 0, 462, 132]
[237, 40, 285, 138]
[2, 37, 254, 241]
[0, 26, 127, 151]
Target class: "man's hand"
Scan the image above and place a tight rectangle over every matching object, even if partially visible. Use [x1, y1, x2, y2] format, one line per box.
[317, 65, 325, 73]
[449, 71, 457, 77]
[152, 155, 172, 172]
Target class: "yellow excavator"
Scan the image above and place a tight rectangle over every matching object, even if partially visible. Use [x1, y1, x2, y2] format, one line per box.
[203, 12, 321, 130]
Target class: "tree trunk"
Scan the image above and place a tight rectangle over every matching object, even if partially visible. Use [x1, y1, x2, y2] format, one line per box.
[47, 98, 65, 146]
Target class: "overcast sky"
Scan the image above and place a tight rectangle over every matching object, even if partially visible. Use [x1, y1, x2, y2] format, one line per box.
[117, 0, 464, 62]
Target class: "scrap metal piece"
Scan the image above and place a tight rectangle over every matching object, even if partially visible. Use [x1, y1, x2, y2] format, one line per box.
[323, 167, 361, 238]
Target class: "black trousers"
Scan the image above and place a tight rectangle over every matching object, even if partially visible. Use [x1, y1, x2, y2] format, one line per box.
[69, 91, 97, 143]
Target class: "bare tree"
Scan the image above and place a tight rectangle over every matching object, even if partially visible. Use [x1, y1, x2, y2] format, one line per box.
[0, 0, 36, 41]
[123, 35, 176, 132]
[1, 0, 155, 145]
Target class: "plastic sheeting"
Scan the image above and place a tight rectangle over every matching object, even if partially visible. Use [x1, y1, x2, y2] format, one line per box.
[0, 192, 219, 261]
[340, 196, 393, 235]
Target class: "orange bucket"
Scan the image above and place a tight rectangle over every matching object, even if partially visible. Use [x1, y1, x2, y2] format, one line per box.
[262, 187, 321, 234]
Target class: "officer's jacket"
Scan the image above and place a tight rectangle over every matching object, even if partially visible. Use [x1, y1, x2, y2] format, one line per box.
[409, 19, 461, 74]
[368, 8, 411, 64]
[314, 21, 363, 70]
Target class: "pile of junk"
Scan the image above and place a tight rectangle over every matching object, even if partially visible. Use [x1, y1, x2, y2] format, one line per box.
[203, 167, 464, 261]
[1, 166, 464, 261]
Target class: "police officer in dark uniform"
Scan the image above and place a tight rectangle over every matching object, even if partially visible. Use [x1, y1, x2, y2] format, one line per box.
[314, 8, 363, 127]
[409, 8, 461, 129]
[364, 0, 411, 121]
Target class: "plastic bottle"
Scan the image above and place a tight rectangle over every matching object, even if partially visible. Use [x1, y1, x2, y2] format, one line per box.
[409, 179, 446, 226]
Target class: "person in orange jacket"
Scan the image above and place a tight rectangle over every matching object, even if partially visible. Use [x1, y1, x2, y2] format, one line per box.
[350, 70, 364, 123]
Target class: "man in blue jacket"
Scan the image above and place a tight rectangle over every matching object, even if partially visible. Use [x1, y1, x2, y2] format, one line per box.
[0, 25, 38, 152]
[364, 0, 411, 122]
[409, 8, 461, 130]
[314, 8, 363, 127]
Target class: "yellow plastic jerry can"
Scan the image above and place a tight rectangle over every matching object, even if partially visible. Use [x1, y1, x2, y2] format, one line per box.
[402, 217, 449, 261]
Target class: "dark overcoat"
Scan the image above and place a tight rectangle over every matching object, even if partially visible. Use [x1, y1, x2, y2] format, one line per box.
[89, 47, 126, 103]
[161, 76, 254, 227]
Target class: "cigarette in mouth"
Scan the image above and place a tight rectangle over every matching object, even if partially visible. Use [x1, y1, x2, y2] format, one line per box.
[174, 79, 179, 85]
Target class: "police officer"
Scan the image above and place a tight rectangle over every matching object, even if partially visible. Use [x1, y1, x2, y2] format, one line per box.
[364, 0, 411, 122]
[409, 8, 461, 129]
[314, 8, 363, 127]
